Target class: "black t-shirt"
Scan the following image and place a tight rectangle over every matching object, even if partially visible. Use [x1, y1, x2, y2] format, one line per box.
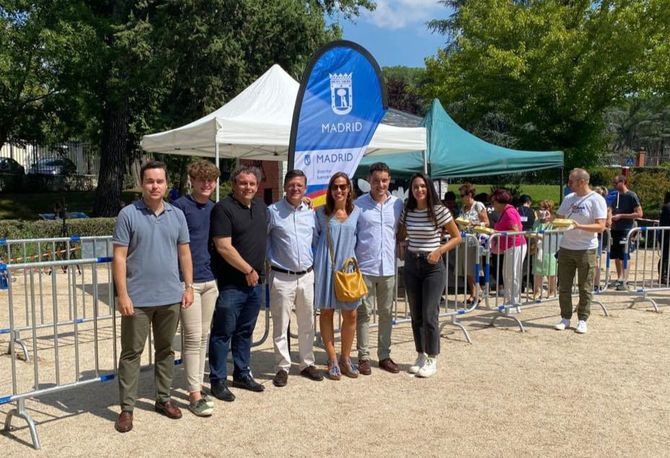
[609, 190, 641, 231]
[210, 194, 267, 288]
[660, 203, 670, 227]
[517, 206, 536, 232]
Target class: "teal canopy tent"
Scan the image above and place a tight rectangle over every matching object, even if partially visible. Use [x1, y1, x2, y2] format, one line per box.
[358, 99, 563, 178]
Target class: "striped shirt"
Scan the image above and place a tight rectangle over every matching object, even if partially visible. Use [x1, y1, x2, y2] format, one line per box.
[402, 205, 453, 252]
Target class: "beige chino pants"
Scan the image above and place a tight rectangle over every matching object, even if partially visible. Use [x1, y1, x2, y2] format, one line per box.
[270, 270, 315, 372]
[180, 280, 218, 393]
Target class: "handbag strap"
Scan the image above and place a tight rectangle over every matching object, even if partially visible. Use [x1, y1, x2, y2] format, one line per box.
[341, 257, 359, 272]
[325, 216, 336, 269]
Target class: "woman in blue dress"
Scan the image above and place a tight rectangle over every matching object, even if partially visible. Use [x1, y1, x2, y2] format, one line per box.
[313, 172, 361, 380]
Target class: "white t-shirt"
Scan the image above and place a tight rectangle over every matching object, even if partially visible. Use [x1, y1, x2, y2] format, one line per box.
[460, 201, 486, 224]
[557, 191, 607, 250]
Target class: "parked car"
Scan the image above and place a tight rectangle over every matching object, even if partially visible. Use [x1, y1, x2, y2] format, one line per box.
[28, 158, 77, 176]
[0, 157, 26, 175]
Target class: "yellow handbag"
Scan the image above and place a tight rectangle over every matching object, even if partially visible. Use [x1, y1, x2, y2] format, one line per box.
[326, 218, 368, 302]
[333, 257, 368, 302]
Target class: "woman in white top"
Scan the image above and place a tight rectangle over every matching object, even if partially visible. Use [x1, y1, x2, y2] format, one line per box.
[399, 173, 461, 378]
[458, 183, 489, 304]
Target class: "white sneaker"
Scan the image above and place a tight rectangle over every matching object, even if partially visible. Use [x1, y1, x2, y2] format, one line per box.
[408, 353, 427, 374]
[416, 357, 437, 378]
[575, 320, 588, 334]
[554, 318, 570, 331]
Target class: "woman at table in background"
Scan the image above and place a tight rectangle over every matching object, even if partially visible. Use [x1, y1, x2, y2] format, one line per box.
[399, 173, 460, 378]
[458, 183, 489, 305]
[491, 188, 527, 306]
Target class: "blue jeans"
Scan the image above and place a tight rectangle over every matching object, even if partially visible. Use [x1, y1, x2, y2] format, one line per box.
[208, 284, 262, 383]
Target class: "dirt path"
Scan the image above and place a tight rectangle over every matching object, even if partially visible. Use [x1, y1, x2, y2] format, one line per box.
[1, 290, 668, 456]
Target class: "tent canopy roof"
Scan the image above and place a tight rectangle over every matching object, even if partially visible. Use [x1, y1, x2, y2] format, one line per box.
[140, 64, 426, 160]
[359, 99, 563, 178]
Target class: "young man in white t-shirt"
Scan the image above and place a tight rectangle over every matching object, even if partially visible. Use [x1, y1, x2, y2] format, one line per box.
[555, 168, 607, 334]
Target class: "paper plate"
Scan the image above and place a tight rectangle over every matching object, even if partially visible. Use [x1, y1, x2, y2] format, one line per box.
[473, 226, 495, 235]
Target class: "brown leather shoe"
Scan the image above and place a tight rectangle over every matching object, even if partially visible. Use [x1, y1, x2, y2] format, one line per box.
[358, 359, 372, 376]
[155, 400, 182, 419]
[379, 358, 400, 374]
[115, 411, 133, 433]
[300, 365, 324, 381]
[273, 369, 288, 387]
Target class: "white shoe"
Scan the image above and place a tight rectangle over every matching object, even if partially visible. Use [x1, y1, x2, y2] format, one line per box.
[575, 320, 588, 334]
[416, 357, 437, 378]
[408, 353, 427, 374]
[554, 318, 570, 331]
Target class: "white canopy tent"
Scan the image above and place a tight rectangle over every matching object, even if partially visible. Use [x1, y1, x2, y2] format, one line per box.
[140, 64, 426, 160]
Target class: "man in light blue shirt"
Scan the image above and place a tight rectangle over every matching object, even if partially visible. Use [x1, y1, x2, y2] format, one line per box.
[355, 162, 403, 375]
[267, 169, 323, 387]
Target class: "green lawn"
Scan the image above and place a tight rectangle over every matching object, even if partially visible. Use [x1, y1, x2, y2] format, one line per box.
[447, 183, 563, 205]
[0, 191, 139, 220]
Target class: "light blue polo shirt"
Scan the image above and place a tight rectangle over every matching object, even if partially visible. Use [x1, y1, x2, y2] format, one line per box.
[113, 199, 190, 307]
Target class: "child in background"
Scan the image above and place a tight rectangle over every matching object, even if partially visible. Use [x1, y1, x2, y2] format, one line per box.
[532, 200, 559, 300]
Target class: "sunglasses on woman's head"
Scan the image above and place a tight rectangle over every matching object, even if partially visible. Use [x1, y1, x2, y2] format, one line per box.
[330, 184, 348, 191]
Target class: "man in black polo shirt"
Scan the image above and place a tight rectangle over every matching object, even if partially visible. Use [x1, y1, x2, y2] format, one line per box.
[209, 165, 267, 401]
[608, 175, 642, 290]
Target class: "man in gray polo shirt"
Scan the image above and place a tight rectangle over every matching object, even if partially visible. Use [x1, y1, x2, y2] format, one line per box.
[112, 160, 194, 433]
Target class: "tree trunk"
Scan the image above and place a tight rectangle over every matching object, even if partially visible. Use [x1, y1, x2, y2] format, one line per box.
[92, 96, 129, 217]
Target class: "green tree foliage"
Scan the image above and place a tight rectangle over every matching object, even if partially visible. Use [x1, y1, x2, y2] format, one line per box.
[84, 0, 373, 216]
[0, 1, 88, 146]
[605, 96, 670, 165]
[425, 0, 670, 169]
[2, 0, 373, 216]
[383, 66, 428, 115]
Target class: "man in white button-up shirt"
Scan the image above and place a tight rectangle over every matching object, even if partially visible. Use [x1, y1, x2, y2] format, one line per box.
[355, 162, 403, 375]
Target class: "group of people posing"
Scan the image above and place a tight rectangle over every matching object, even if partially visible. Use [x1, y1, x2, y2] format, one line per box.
[111, 159, 618, 433]
[111, 159, 460, 433]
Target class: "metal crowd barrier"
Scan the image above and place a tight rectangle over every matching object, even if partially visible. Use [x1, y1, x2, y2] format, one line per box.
[0, 236, 115, 361]
[622, 225, 670, 312]
[0, 236, 271, 450]
[0, 235, 113, 265]
[5, 225, 660, 450]
[311, 233, 481, 345]
[389, 233, 481, 343]
[482, 228, 609, 332]
[597, 228, 612, 292]
[435, 233, 483, 343]
[1, 257, 118, 450]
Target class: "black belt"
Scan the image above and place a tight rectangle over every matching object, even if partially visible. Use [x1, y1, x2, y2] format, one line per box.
[407, 251, 430, 259]
[271, 266, 313, 275]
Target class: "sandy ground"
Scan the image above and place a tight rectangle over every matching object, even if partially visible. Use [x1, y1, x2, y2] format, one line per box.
[1, 265, 669, 457]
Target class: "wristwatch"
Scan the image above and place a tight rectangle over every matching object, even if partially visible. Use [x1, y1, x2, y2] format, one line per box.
[185, 283, 194, 290]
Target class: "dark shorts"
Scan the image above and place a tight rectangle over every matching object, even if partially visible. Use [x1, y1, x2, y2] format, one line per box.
[609, 230, 630, 260]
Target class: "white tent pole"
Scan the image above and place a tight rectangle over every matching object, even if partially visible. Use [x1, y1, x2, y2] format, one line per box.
[422, 149, 428, 175]
[215, 138, 220, 202]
